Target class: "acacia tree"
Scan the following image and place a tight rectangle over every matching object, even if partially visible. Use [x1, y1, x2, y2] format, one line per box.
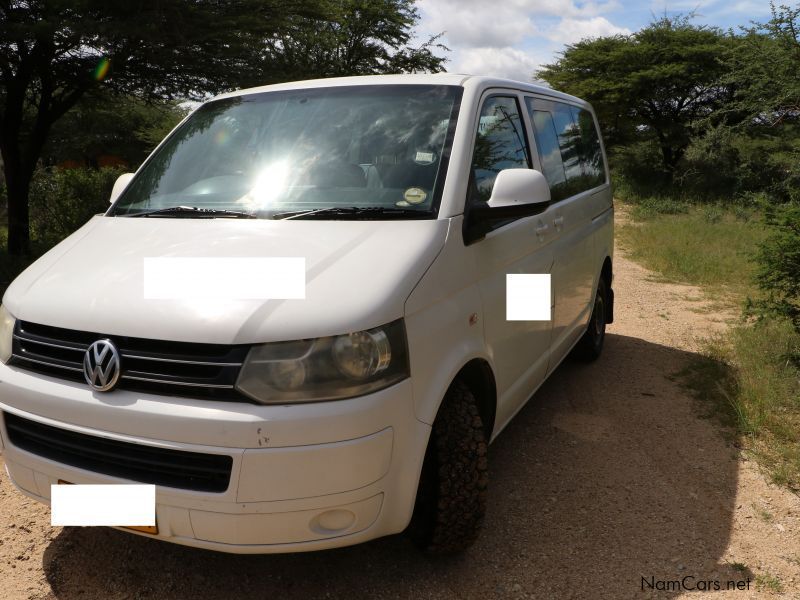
[538, 17, 732, 178]
[0, 0, 445, 256]
[260, 0, 446, 82]
[0, 0, 327, 255]
[725, 3, 800, 125]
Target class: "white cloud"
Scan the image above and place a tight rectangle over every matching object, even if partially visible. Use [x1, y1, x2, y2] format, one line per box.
[543, 16, 631, 44]
[650, 0, 717, 11]
[416, 0, 630, 84]
[419, 0, 624, 44]
[452, 47, 546, 82]
[418, 0, 535, 47]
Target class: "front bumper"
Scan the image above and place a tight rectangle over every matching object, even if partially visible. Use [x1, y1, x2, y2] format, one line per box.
[0, 362, 431, 553]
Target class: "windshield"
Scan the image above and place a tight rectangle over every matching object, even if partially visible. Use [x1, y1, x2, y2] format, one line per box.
[109, 85, 462, 219]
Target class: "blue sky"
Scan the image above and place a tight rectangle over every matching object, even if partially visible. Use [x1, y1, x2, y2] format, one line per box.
[414, 0, 776, 81]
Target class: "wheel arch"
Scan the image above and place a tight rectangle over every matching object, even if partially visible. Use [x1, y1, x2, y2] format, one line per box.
[451, 358, 497, 440]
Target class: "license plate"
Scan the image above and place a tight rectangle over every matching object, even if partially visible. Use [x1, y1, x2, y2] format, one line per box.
[56, 480, 159, 535]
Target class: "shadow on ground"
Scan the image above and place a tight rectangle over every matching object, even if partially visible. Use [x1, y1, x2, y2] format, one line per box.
[41, 333, 744, 599]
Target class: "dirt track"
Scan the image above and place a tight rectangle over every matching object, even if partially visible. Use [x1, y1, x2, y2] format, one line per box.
[1, 209, 799, 599]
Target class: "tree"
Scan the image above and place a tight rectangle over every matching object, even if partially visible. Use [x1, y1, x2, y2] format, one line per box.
[725, 3, 800, 126]
[260, 0, 447, 82]
[42, 91, 189, 168]
[538, 16, 732, 178]
[1, 0, 332, 255]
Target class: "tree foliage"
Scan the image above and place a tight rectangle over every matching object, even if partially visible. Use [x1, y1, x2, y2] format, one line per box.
[538, 17, 732, 177]
[752, 203, 800, 333]
[261, 0, 446, 82]
[42, 92, 189, 167]
[28, 165, 126, 248]
[0, 0, 444, 256]
[725, 3, 800, 126]
[0, 0, 324, 255]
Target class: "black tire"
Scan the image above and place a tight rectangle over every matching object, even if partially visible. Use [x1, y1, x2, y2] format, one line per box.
[407, 379, 488, 554]
[574, 276, 608, 361]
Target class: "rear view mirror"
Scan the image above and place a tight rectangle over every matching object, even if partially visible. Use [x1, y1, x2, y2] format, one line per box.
[464, 169, 552, 244]
[485, 168, 551, 212]
[469, 168, 551, 219]
[110, 173, 134, 204]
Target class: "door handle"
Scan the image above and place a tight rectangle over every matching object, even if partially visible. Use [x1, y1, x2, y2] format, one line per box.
[535, 223, 549, 236]
[553, 216, 564, 230]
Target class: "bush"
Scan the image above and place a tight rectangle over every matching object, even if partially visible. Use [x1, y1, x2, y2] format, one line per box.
[611, 125, 800, 205]
[734, 134, 800, 204]
[630, 196, 691, 219]
[610, 141, 673, 200]
[675, 126, 742, 199]
[28, 166, 126, 249]
[751, 202, 800, 333]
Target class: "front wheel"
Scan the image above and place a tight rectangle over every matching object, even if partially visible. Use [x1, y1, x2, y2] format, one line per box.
[406, 380, 488, 554]
[574, 276, 608, 361]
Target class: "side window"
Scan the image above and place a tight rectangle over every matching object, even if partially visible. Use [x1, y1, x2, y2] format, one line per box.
[470, 96, 530, 203]
[551, 103, 584, 185]
[529, 108, 568, 201]
[571, 106, 606, 188]
[527, 98, 606, 201]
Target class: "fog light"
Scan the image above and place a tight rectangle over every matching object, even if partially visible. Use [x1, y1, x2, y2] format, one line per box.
[312, 509, 355, 533]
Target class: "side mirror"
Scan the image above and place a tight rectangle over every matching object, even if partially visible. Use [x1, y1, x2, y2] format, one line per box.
[110, 173, 135, 204]
[484, 168, 551, 213]
[465, 169, 551, 243]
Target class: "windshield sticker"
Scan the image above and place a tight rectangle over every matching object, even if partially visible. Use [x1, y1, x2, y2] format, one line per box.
[403, 187, 427, 204]
[414, 151, 436, 165]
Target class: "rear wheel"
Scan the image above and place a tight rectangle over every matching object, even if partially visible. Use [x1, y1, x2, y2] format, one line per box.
[574, 276, 608, 361]
[407, 380, 488, 554]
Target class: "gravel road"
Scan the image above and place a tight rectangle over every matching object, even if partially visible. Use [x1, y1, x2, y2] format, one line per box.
[1, 209, 799, 599]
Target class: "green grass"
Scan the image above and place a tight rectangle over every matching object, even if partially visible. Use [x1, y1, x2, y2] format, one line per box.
[619, 200, 800, 491]
[618, 204, 768, 299]
[755, 572, 783, 593]
[728, 562, 749, 573]
[752, 503, 774, 522]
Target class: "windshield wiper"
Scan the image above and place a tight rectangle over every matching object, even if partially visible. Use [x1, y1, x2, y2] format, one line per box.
[272, 206, 433, 220]
[122, 206, 257, 219]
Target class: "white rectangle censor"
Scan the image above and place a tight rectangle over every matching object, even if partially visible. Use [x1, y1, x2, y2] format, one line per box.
[143, 257, 305, 300]
[506, 273, 551, 321]
[51, 484, 155, 527]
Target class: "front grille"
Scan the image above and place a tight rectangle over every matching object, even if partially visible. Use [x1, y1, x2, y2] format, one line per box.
[9, 321, 251, 401]
[3, 412, 233, 492]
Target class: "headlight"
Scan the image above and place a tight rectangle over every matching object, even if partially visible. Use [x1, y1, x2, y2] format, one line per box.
[236, 319, 408, 403]
[0, 305, 15, 364]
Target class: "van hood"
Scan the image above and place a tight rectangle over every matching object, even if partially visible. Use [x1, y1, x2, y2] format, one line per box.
[3, 216, 450, 344]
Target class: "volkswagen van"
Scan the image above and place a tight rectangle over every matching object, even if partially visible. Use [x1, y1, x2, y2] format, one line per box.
[0, 74, 613, 554]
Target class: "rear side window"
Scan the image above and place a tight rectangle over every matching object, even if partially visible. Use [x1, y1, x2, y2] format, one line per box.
[530, 110, 567, 193]
[526, 98, 606, 201]
[470, 96, 530, 203]
[571, 106, 605, 189]
[551, 103, 583, 184]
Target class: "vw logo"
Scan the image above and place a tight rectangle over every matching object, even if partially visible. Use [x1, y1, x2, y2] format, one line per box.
[83, 339, 121, 392]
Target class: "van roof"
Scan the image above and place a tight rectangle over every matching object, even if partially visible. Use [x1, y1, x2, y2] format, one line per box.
[213, 73, 586, 106]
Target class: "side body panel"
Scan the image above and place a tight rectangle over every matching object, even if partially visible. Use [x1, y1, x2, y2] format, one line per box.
[404, 217, 486, 426]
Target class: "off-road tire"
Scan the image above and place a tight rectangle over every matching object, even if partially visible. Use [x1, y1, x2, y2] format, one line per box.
[574, 276, 608, 361]
[407, 379, 488, 554]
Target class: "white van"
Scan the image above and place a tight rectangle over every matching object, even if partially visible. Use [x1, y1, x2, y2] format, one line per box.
[0, 74, 613, 554]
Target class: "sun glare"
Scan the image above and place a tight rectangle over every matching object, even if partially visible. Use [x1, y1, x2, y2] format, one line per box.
[239, 161, 290, 209]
